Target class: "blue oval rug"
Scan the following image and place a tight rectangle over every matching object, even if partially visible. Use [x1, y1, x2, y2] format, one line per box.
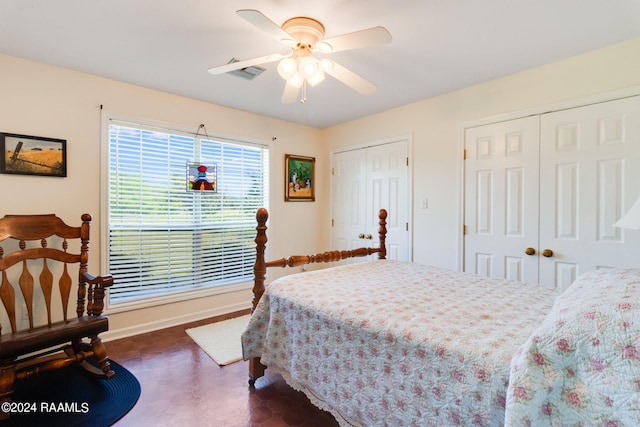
[1, 359, 140, 427]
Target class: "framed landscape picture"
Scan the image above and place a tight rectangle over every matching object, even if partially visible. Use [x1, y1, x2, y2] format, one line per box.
[0, 133, 67, 177]
[285, 154, 315, 201]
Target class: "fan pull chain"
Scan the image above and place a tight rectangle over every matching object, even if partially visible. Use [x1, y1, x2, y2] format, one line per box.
[300, 80, 307, 104]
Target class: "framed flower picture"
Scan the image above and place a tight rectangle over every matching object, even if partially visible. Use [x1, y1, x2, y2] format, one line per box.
[284, 154, 314, 202]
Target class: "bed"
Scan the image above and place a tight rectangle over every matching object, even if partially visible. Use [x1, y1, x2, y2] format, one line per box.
[241, 208, 640, 426]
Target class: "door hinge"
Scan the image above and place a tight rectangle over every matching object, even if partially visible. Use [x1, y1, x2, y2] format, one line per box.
[406, 157, 409, 166]
[406, 222, 408, 231]
[463, 224, 468, 235]
[331, 167, 334, 175]
[331, 219, 334, 227]
[463, 149, 467, 160]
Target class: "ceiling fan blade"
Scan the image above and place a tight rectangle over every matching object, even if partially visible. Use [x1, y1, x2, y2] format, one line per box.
[208, 53, 285, 75]
[281, 80, 301, 103]
[321, 27, 391, 53]
[323, 60, 376, 95]
[236, 9, 295, 44]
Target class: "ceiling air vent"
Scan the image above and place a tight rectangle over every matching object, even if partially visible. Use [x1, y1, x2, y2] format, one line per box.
[226, 58, 265, 80]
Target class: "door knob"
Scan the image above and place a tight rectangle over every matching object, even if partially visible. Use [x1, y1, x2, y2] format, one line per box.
[542, 249, 554, 257]
[525, 247, 536, 256]
[365, 234, 372, 240]
[358, 233, 365, 239]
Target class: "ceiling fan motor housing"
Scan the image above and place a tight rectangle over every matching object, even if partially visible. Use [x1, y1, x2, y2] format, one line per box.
[281, 17, 325, 48]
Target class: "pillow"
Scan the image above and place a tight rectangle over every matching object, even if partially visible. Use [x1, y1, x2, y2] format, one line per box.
[505, 268, 640, 427]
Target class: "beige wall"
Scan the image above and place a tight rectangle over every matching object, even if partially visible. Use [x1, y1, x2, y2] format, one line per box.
[0, 54, 326, 339]
[324, 37, 640, 270]
[2, 37, 640, 339]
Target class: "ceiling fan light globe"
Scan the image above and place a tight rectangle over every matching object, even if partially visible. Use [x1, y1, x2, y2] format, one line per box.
[277, 58, 297, 79]
[307, 70, 326, 87]
[280, 38, 297, 46]
[298, 57, 319, 78]
[315, 41, 333, 53]
[319, 58, 334, 71]
[288, 73, 304, 88]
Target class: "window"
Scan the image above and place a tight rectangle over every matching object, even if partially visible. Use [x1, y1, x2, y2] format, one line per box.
[106, 119, 269, 306]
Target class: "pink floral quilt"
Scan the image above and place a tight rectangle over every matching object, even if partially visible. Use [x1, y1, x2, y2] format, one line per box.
[242, 260, 560, 426]
[505, 268, 640, 426]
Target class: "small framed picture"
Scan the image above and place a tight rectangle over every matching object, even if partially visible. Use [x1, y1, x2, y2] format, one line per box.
[0, 133, 67, 177]
[187, 163, 217, 192]
[285, 154, 315, 202]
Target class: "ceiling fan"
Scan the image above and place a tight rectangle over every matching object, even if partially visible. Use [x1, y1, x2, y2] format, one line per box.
[207, 9, 392, 103]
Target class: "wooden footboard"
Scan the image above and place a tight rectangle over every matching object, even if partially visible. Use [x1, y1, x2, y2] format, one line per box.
[248, 207, 387, 385]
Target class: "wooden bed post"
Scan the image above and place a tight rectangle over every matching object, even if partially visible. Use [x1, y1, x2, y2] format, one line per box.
[378, 209, 387, 260]
[252, 208, 268, 312]
[249, 208, 268, 386]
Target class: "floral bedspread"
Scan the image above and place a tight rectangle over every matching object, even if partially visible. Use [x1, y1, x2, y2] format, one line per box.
[242, 260, 559, 426]
[505, 268, 640, 426]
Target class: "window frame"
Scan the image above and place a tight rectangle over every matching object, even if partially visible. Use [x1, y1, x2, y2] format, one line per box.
[100, 112, 270, 313]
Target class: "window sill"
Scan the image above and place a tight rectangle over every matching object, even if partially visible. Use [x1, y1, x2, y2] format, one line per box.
[104, 281, 253, 315]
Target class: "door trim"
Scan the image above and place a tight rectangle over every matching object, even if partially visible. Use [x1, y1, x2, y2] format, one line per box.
[458, 85, 640, 271]
[330, 133, 414, 261]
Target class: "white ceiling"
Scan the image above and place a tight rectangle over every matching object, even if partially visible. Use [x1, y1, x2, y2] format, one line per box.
[2, 0, 640, 129]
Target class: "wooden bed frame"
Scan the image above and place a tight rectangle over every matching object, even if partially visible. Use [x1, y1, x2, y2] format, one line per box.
[248, 207, 388, 385]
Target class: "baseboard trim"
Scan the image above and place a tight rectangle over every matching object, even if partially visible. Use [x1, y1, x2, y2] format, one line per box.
[102, 301, 251, 342]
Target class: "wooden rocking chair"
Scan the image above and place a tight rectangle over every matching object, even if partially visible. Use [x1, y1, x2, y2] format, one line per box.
[0, 213, 114, 418]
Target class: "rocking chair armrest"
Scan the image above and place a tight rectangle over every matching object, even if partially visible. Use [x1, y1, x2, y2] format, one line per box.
[81, 272, 112, 316]
[81, 272, 114, 289]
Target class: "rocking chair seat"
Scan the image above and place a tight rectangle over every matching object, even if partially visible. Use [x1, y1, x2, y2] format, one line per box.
[0, 316, 108, 360]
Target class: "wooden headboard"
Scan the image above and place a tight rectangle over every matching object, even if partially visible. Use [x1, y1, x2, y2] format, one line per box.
[251, 207, 388, 312]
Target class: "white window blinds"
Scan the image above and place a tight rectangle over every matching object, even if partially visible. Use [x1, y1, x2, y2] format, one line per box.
[107, 121, 269, 305]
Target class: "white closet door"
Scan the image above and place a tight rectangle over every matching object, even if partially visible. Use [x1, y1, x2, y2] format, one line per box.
[332, 139, 411, 261]
[332, 148, 367, 253]
[366, 141, 410, 261]
[464, 116, 540, 282]
[539, 96, 640, 289]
